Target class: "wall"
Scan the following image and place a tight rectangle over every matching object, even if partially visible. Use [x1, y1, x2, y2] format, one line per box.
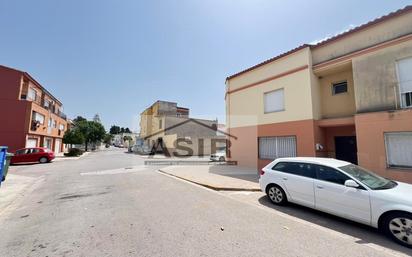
[0, 99, 30, 152]
[227, 68, 313, 129]
[319, 69, 356, 118]
[164, 117, 217, 137]
[312, 10, 412, 64]
[353, 40, 412, 113]
[355, 109, 412, 183]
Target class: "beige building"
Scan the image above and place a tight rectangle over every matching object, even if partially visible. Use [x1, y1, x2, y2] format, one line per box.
[226, 6, 412, 183]
[139, 101, 225, 156]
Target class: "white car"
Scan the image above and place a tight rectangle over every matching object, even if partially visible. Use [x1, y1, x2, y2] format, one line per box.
[259, 157, 412, 248]
[210, 151, 226, 162]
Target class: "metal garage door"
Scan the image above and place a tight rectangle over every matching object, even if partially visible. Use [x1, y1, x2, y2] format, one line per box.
[26, 138, 37, 148]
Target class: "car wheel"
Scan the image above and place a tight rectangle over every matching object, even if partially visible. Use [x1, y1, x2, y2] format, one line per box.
[39, 157, 48, 164]
[266, 184, 287, 205]
[382, 212, 412, 248]
[219, 156, 225, 162]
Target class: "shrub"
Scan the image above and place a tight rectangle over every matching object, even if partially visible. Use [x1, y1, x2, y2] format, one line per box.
[64, 148, 84, 157]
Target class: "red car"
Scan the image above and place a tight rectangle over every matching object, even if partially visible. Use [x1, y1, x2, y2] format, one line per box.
[11, 147, 55, 164]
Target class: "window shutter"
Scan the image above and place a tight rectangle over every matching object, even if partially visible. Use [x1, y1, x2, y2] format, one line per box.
[398, 57, 412, 93]
[385, 132, 412, 168]
[259, 136, 296, 159]
[264, 89, 284, 113]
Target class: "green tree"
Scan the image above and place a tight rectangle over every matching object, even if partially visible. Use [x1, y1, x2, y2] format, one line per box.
[76, 120, 106, 151]
[73, 116, 87, 125]
[109, 125, 121, 135]
[120, 127, 125, 133]
[63, 129, 85, 149]
[103, 134, 113, 144]
[125, 127, 131, 133]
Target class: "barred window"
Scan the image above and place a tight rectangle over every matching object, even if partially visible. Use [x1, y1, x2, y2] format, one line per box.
[259, 136, 296, 160]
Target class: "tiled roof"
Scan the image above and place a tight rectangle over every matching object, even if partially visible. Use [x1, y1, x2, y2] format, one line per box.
[226, 5, 412, 80]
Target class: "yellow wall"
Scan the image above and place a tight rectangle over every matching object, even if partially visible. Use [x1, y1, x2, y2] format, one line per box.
[228, 48, 311, 91]
[227, 48, 313, 128]
[319, 69, 356, 118]
[312, 11, 412, 64]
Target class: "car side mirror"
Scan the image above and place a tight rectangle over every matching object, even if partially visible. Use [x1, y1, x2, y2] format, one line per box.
[344, 179, 359, 188]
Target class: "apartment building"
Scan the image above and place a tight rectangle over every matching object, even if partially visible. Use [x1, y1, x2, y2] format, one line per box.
[225, 6, 412, 183]
[0, 65, 68, 153]
[139, 101, 225, 155]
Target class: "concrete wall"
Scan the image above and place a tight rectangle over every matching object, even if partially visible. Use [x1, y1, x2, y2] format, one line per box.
[355, 109, 412, 183]
[353, 40, 412, 113]
[312, 10, 412, 64]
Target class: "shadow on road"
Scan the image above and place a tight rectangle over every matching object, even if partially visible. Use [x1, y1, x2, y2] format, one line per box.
[257, 196, 412, 255]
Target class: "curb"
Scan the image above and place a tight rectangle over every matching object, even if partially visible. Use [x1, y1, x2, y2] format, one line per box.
[157, 169, 261, 192]
[54, 151, 92, 161]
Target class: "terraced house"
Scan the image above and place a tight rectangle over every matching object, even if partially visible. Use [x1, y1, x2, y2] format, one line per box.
[225, 6, 412, 183]
[0, 65, 68, 153]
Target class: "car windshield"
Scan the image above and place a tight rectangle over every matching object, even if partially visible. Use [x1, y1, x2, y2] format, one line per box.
[339, 164, 397, 190]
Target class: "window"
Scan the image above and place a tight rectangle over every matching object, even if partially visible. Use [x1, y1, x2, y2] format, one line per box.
[385, 132, 412, 168]
[315, 165, 350, 185]
[259, 136, 296, 159]
[59, 124, 65, 130]
[27, 88, 37, 101]
[52, 119, 57, 128]
[397, 57, 412, 108]
[48, 118, 52, 127]
[32, 111, 45, 124]
[44, 100, 50, 108]
[273, 162, 316, 178]
[332, 81, 348, 95]
[159, 119, 162, 129]
[339, 164, 396, 190]
[264, 89, 284, 113]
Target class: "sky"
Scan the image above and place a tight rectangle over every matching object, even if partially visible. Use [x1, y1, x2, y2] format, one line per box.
[1, 0, 411, 132]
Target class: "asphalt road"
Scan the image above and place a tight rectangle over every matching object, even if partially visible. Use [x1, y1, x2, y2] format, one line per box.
[0, 148, 410, 257]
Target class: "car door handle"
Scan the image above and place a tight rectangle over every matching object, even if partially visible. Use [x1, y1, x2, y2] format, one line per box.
[282, 177, 288, 181]
[316, 185, 324, 189]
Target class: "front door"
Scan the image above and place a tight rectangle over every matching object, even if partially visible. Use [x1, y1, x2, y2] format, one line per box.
[55, 139, 61, 153]
[335, 136, 358, 164]
[44, 138, 53, 150]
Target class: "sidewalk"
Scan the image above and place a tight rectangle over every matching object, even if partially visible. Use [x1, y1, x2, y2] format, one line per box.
[0, 174, 43, 217]
[54, 151, 91, 161]
[158, 165, 260, 191]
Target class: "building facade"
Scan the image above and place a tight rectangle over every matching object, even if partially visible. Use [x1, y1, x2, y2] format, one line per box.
[0, 65, 68, 153]
[139, 101, 225, 156]
[226, 6, 412, 183]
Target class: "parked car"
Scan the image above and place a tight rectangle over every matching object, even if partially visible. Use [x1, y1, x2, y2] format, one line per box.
[11, 147, 55, 164]
[210, 150, 226, 162]
[259, 157, 412, 248]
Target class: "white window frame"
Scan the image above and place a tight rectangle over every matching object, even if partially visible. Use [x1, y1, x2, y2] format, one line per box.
[27, 87, 37, 101]
[384, 132, 412, 169]
[264, 88, 285, 114]
[33, 112, 45, 124]
[396, 56, 412, 109]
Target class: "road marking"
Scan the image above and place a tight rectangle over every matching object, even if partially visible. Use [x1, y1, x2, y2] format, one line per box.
[80, 166, 147, 176]
[156, 170, 410, 257]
